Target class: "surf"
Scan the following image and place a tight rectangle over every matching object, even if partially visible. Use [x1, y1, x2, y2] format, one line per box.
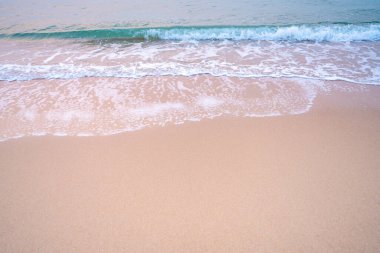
[1, 23, 380, 42]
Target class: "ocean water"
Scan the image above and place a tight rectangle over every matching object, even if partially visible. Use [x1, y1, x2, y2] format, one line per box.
[0, 0, 379, 140]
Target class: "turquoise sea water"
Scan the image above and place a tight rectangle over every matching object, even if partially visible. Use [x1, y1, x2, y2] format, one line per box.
[1, 23, 380, 41]
[0, 0, 380, 33]
[0, 0, 380, 42]
[0, 0, 379, 82]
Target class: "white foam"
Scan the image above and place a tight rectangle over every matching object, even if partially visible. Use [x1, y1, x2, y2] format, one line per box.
[197, 96, 224, 108]
[0, 40, 378, 85]
[43, 50, 62, 64]
[23, 110, 36, 121]
[46, 110, 94, 122]
[143, 24, 380, 42]
[0, 76, 331, 142]
[0, 36, 377, 142]
[129, 102, 185, 116]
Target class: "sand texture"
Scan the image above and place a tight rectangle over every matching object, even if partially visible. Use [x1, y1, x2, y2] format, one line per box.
[0, 86, 380, 252]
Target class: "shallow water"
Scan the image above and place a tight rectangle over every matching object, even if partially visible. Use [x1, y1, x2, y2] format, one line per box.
[0, 0, 379, 141]
[0, 76, 371, 141]
[1, 39, 379, 84]
[0, 0, 379, 33]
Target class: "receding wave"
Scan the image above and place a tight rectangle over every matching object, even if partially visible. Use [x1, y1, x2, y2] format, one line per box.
[1, 23, 380, 42]
[0, 76, 345, 142]
[0, 39, 379, 85]
[0, 76, 370, 142]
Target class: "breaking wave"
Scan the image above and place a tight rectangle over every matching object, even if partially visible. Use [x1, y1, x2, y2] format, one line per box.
[1, 23, 380, 42]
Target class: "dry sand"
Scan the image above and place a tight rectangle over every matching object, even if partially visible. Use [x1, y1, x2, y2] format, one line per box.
[0, 86, 380, 252]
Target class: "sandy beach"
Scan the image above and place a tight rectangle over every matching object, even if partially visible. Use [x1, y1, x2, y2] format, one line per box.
[0, 84, 379, 252]
[1, 0, 380, 251]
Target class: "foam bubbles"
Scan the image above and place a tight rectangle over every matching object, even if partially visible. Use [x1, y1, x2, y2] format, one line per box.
[196, 96, 224, 108]
[129, 102, 185, 116]
[0, 39, 379, 85]
[0, 35, 378, 142]
[3, 24, 380, 42]
[0, 76, 326, 141]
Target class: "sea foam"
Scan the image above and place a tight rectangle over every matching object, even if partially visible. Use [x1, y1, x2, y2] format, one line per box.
[0, 39, 379, 85]
[0, 76, 326, 141]
[2, 23, 380, 42]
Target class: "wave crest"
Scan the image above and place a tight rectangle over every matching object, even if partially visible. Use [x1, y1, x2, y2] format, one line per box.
[2, 23, 380, 42]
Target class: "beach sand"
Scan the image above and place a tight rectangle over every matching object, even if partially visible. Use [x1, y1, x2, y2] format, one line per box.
[0, 85, 380, 252]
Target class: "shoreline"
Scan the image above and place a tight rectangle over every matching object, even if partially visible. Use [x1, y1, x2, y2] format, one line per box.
[0, 77, 377, 142]
[0, 84, 380, 252]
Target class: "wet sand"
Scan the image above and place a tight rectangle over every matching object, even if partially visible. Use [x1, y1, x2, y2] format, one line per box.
[0, 87, 380, 252]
